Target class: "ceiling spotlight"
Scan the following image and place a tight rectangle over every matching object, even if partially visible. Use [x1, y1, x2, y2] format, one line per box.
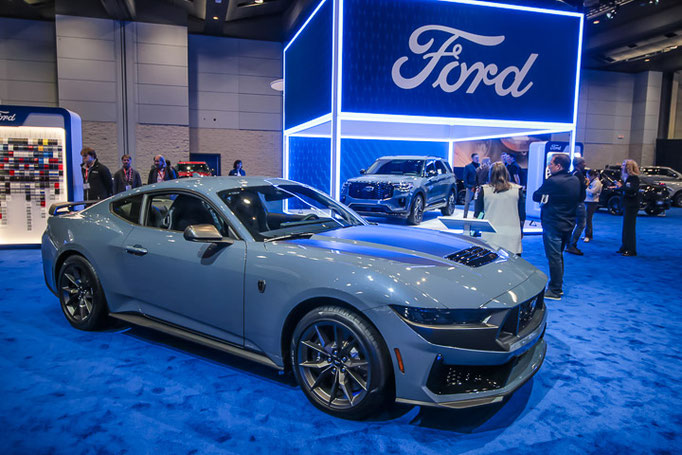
[644, 58, 650, 62]
[212, 16, 219, 20]
[593, 19, 600, 24]
[605, 8, 617, 19]
[255, 0, 264, 3]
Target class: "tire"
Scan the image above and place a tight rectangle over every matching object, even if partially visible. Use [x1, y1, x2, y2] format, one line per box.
[457, 189, 467, 205]
[607, 196, 623, 216]
[440, 189, 456, 216]
[645, 206, 663, 216]
[290, 305, 392, 420]
[407, 194, 424, 225]
[58, 255, 108, 331]
[674, 192, 682, 208]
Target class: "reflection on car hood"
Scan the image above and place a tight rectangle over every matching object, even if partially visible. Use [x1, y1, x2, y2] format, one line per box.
[281, 225, 541, 307]
[347, 175, 420, 184]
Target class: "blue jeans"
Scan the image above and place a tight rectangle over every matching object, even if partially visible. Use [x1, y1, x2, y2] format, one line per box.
[569, 203, 586, 248]
[543, 228, 572, 293]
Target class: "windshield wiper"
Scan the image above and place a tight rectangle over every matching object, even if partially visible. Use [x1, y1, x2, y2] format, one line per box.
[263, 232, 316, 243]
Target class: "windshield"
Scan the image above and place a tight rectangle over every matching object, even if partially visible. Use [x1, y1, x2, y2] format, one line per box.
[219, 182, 366, 241]
[178, 163, 210, 172]
[366, 159, 424, 176]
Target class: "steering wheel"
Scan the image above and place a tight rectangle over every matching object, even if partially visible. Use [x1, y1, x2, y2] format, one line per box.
[302, 214, 319, 221]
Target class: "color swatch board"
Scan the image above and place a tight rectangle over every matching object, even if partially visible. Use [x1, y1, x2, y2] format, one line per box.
[0, 126, 69, 245]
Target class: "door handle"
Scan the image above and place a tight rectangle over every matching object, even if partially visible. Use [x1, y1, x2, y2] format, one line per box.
[125, 245, 148, 256]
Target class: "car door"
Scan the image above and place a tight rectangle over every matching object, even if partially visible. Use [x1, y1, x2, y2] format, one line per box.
[423, 160, 440, 205]
[435, 160, 451, 200]
[119, 191, 245, 345]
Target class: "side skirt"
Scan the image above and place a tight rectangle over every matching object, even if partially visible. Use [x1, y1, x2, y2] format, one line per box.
[109, 312, 282, 370]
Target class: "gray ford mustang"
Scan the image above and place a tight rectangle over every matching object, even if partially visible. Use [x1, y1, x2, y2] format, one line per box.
[42, 177, 547, 419]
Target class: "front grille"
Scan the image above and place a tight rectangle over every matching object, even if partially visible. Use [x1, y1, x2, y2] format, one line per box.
[426, 355, 515, 395]
[500, 293, 544, 339]
[446, 246, 498, 267]
[348, 182, 394, 200]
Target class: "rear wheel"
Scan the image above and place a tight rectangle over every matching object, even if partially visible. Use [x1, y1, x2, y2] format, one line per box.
[607, 196, 623, 216]
[440, 189, 456, 216]
[407, 194, 424, 225]
[58, 255, 108, 331]
[291, 306, 392, 420]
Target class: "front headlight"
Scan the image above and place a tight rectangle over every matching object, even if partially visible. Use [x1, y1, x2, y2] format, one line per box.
[390, 305, 496, 326]
[391, 182, 414, 192]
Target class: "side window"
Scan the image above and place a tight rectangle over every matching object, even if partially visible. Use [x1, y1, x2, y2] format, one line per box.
[442, 161, 453, 173]
[435, 160, 448, 175]
[425, 161, 436, 176]
[111, 195, 143, 224]
[145, 193, 228, 236]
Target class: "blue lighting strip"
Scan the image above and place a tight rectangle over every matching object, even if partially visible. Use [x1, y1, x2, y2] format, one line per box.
[283, 0, 330, 180]
[339, 112, 574, 130]
[435, 0, 583, 17]
[569, 13, 585, 163]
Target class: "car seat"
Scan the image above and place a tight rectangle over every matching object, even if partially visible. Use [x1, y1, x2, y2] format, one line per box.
[168, 194, 218, 233]
[231, 192, 268, 234]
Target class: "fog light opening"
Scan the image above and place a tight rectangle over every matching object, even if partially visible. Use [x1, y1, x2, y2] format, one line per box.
[394, 348, 405, 374]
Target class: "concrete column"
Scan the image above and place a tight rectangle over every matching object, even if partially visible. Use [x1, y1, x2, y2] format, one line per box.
[629, 71, 662, 166]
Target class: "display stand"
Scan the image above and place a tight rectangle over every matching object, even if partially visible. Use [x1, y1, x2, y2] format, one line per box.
[0, 105, 82, 246]
[438, 217, 496, 235]
[283, 0, 583, 198]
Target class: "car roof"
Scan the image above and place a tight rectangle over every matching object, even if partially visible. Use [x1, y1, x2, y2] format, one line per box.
[112, 176, 297, 198]
[376, 156, 444, 160]
[177, 161, 207, 164]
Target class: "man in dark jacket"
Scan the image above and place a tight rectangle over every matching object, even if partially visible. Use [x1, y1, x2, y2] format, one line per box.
[462, 153, 480, 218]
[113, 154, 143, 194]
[503, 152, 522, 185]
[532, 153, 581, 300]
[80, 147, 113, 201]
[147, 155, 177, 184]
[566, 156, 588, 255]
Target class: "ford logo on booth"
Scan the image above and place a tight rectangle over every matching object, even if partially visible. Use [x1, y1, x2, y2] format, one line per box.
[341, 0, 582, 124]
[391, 26, 537, 98]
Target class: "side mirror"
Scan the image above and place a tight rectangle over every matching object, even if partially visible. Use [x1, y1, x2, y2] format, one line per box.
[184, 224, 234, 244]
[359, 169, 366, 174]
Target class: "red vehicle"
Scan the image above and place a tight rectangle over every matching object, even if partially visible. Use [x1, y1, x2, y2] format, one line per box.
[176, 161, 212, 178]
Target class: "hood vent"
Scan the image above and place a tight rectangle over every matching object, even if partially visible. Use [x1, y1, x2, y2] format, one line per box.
[446, 246, 498, 268]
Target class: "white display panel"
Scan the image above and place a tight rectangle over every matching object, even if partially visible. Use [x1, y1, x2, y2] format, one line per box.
[0, 126, 69, 245]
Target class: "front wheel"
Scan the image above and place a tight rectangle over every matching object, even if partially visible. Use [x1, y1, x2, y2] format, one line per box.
[673, 192, 682, 208]
[441, 189, 456, 216]
[407, 194, 424, 225]
[645, 206, 663, 216]
[291, 306, 392, 420]
[58, 255, 108, 330]
[607, 196, 623, 216]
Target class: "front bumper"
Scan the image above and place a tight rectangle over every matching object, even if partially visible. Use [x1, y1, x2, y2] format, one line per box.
[342, 193, 413, 218]
[364, 274, 548, 409]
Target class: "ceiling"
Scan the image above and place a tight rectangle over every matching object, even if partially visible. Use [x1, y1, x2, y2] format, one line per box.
[1, 0, 681, 73]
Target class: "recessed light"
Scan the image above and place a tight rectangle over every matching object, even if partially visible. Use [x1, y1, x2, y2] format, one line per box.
[213, 16, 219, 20]
[255, 0, 264, 3]
[593, 19, 600, 24]
[644, 58, 650, 62]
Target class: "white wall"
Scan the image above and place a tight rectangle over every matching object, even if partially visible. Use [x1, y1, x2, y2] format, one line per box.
[188, 34, 282, 131]
[0, 17, 57, 106]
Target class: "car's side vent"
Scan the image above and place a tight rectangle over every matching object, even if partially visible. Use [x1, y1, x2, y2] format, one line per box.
[446, 246, 498, 267]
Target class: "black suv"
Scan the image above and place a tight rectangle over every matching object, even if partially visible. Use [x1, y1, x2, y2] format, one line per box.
[599, 168, 671, 216]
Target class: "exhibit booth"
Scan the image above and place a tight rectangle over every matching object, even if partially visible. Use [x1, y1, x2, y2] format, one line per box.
[283, 0, 584, 199]
[0, 105, 82, 246]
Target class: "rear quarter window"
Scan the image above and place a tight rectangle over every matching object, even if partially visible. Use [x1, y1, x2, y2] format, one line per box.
[111, 195, 143, 224]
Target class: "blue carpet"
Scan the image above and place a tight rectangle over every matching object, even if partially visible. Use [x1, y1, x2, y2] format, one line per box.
[1, 209, 681, 454]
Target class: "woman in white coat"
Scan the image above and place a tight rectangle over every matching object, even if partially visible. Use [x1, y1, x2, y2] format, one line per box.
[474, 162, 525, 255]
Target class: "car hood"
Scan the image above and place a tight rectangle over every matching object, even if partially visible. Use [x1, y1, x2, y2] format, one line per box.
[279, 225, 542, 308]
[347, 175, 420, 184]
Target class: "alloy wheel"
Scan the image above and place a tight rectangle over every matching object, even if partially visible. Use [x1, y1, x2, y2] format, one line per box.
[60, 263, 95, 323]
[296, 321, 371, 410]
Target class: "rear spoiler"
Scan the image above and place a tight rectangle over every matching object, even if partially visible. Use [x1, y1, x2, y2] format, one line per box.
[48, 201, 99, 216]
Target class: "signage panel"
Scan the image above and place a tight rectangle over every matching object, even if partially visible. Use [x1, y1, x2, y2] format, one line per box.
[341, 0, 581, 123]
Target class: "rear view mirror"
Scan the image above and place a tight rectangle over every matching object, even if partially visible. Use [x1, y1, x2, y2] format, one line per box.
[184, 224, 234, 244]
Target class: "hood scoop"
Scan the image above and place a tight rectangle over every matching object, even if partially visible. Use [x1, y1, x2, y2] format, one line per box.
[446, 246, 499, 268]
